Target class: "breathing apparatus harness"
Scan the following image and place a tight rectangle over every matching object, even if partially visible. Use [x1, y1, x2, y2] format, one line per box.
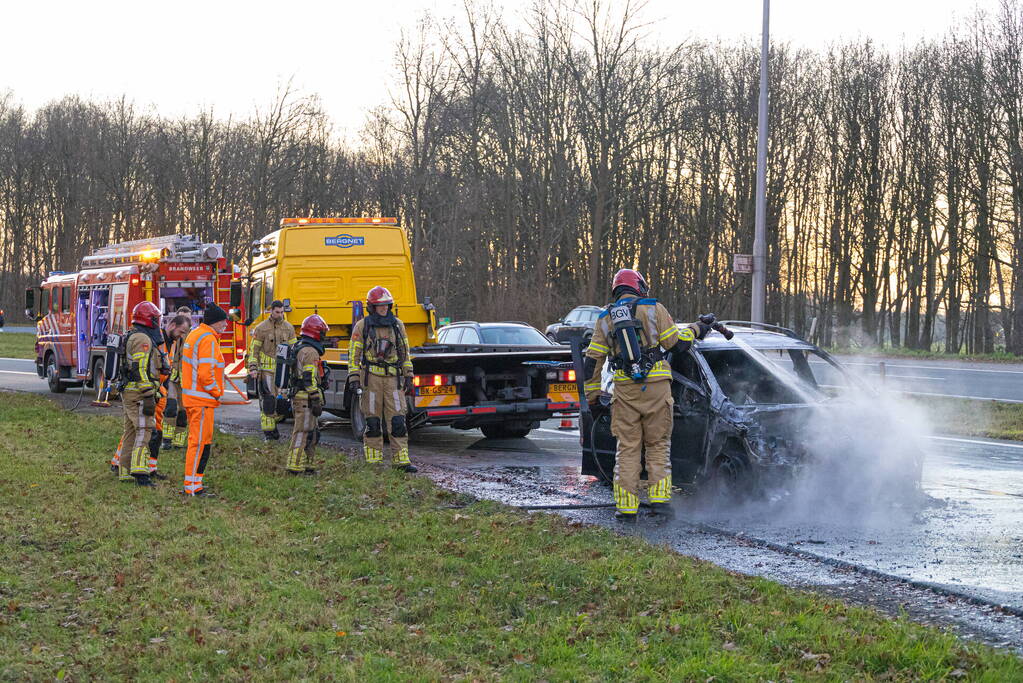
[114, 324, 166, 390]
[605, 297, 662, 382]
[362, 311, 409, 380]
[279, 336, 327, 398]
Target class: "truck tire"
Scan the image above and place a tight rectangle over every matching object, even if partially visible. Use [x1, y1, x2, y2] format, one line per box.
[481, 423, 532, 439]
[350, 398, 366, 442]
[46, 354, 66, 394]
[89, 357, 104, 390]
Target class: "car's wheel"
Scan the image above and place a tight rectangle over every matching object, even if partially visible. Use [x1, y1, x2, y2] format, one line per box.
[350, 394, 366, 442]
[481, 423, 532, 439]
[705, 446, 754, 500]
[46, 354, 66, 394]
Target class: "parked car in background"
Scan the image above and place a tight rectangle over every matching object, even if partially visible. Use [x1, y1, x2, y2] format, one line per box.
[437, 321, 558, 347]
[434, 321, 576, 439]
[545, 305, 602, 344]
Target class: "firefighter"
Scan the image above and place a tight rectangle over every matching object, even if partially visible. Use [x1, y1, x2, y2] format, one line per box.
[160, 314, 192, 451]
[582, 269, 709, 523]
[285, 314, 329, 475]
[180, 304, 228, 497]
[247, 300, 296, 441]
[349, 286, 417, 472]
[115, 301, 164, 487]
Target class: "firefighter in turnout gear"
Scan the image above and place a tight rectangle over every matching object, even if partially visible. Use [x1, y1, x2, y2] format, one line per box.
[110, 315, 179, 476]
[162, 308, 194, 449]
[285, 315, 329, 475]
[115, 301, 164, 487]
[180, 304, 228, 497]
[349, 286, 417, 472]
[247, 300, 296, 441]
[583, 269, 708, 523]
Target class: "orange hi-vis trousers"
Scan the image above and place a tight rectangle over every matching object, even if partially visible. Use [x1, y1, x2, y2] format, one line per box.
[184, 405, 215, 495]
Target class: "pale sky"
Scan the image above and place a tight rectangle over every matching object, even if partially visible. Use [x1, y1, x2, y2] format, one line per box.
[0, 0, 997, 134]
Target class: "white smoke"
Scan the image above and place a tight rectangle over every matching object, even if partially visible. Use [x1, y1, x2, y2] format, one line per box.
[696, 342, 937, 527]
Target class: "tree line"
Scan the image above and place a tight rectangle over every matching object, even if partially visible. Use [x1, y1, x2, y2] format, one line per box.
[3, 0, 1023, 353]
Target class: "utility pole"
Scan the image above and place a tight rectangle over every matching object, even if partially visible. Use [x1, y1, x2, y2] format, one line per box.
[752, 0, 769, 323]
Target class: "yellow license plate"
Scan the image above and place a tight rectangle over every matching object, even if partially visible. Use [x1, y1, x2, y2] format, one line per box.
[548, 383, 578, 393]
[418, 385, 457, 396]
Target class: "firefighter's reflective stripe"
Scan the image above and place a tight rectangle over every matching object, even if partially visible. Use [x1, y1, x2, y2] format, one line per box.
[364, 445, 383, 463]
[611, 359, 672, 383]
[613, 483, 639, 514]
[649, 475, 672, 503]
[349, 340, 364, 375]
[588, 340, 610, 354]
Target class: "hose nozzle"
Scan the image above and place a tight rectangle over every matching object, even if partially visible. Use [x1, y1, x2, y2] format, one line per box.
[698, 313, 733, 340]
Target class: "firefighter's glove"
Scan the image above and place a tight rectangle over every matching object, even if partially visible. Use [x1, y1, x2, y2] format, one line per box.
[247, 369, 258, 386]
[310, 395, 323, 417]
[142, 395, 156, 417]
[695, 321, 713, 340]
[349, 377, 361, 394]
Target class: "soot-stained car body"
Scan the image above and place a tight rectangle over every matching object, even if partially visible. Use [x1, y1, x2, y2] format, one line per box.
[578, 322, 923, 499]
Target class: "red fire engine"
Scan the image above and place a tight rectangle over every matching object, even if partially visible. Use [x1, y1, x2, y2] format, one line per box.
[25, 235, 248, 394]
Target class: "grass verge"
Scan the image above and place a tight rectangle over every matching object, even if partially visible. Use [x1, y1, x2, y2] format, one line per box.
[913, 394, 1023, 441]
[0, 332, 36, 360]
[1, 391, 1019, 680]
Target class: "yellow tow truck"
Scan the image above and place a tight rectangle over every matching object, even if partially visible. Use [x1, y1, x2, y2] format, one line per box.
[243, 217, 578, 439]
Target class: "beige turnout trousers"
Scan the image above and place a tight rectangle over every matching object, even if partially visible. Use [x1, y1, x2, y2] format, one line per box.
[610, 379, 673, 514]
[361, 372, 410, 465]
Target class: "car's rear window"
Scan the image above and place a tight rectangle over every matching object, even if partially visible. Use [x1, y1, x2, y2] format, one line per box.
[480, 326, 552, 345]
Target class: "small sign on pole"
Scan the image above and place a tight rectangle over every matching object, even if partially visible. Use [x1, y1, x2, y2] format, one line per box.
[733, 254, 754, 274]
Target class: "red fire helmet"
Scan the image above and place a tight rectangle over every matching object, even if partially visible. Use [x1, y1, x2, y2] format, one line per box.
[611, 269, 648, 296]
[300, 314, 329, 342]
[131, 301, 161, 328]
[366, 286, 394, 306]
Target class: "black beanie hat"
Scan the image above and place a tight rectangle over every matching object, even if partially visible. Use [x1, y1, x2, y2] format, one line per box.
[203, 303, 228, 326]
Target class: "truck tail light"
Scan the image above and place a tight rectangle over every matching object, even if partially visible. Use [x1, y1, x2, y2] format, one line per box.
[559, 370, 576, 382]
[413, 374, 449, 387]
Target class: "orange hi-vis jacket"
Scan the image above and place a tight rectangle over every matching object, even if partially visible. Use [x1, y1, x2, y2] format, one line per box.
[181, 323, 225, 408]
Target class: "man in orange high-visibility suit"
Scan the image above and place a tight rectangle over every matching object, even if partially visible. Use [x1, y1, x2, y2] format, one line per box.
[180, 304, 228, 497]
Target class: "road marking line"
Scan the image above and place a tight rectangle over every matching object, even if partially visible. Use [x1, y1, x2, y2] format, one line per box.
[928, 435, 1023, 450]
[904, 390, 1023, 404]
[0, 370, 37, 376]
[884, 374, 944, 381]
[0, 357, 35, 363]
[536, 428, 579, 437]
[821, 359, 1023, 375]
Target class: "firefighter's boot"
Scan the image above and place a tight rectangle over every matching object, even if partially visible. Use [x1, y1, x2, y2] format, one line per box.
[614, 511, 637, 524]
[647, 502, 675, 521]
[397, 463, 418, 473]
[133, 473, 155, 487]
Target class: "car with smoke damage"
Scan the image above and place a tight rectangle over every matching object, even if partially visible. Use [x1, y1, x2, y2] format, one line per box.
[576, 322, 924, 501]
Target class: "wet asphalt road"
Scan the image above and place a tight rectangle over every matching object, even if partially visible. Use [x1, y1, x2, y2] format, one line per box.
[825, 356, 1023, 403]
[2, 355, 1022, 651]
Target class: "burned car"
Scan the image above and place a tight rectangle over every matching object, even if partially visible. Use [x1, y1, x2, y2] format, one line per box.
[578, 322, 923, 501]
